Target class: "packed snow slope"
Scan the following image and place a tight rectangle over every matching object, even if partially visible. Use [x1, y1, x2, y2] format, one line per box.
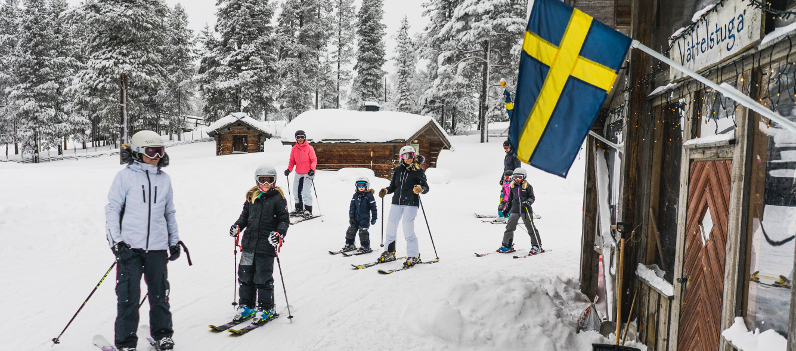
[0, 129, 633, 350]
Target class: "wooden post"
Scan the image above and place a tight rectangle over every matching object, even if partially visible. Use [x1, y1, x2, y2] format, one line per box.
[580, 136, 599, 298]
[616, 238, 625, 345]
[649, 208, 667, 271]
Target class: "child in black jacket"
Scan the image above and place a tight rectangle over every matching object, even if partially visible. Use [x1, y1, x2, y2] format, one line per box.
[228, 165, 290, 324]
[500, 168, 543, 254]
[339, 176, 378, 254]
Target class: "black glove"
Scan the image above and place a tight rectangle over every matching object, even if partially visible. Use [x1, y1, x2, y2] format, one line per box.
[230, 225, 239, 237]
[168, 244, 181, 261]
[522, 201, 532, 209]
[308, 169, 315, 177]
[502, 211, 509, 218]
[112, 242, 134, 261]
[349, 218, 355, 226]
[284, 169, 290, 176]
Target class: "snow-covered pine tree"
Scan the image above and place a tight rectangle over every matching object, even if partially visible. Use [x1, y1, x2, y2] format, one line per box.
[393, 16, 418, 113]
[275, 0, 330, 121]
[329, 0, 356, 109]
[160, 4, 196, 140]
[348, 0, 386, 110]
[201, 0, 277, 122]
[75, 0, 170, 145]
[0, 0, 19, 155]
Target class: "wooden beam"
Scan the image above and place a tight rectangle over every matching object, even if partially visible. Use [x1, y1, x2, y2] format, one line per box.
[580, 136, 599, 298]
[648, 208, 667, 271]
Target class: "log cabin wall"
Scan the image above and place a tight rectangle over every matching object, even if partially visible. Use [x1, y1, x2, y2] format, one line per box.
[211, 121, 269, 155]
[311, 143, 398, 179]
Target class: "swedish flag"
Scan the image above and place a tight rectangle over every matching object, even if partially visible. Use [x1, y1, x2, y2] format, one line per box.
[509, 0, 631, 177]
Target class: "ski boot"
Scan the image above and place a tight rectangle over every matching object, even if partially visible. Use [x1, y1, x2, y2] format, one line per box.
[155, 337, 174, 350]
[252, 308, 276, 324]
[404, 255, 421, 268]
[751, 271, 760, 282]
[119, 348, 137, 351]
[497, 246, 514, 253]
[233, 305, 256, 322]
[290, 206, 304, 216]
[340, 244, 357, 253]
[378, 251, 396, 263]
[774, 275, 792, 288]
[529, 246, 542, 254]
[358, 246, 372, 254]
[303, 205, 313, 219]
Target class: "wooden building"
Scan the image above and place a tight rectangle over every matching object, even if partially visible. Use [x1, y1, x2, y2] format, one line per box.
[574, 0, 796, 350]
[280, 109, 452, 179]
[206, 112, 273, 155]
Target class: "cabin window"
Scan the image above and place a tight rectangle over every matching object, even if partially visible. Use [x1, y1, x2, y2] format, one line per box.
[743, 62, 796, 340]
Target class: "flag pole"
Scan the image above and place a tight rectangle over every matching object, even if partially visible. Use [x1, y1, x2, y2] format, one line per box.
[588, 131, 624, 153]
[630, 40, 796, 133]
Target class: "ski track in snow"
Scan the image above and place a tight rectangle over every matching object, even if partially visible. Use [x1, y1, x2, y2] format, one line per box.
[0, 130, 639, 350]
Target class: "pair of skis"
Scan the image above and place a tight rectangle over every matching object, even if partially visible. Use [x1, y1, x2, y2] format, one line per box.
[350, 256, 440, 274]
[290, 215, 322, 225]
[329, 248, 374, 256]
[474, 248, 549, 258]
[93, 325, 164, 351]
[209, 313, 280, 335]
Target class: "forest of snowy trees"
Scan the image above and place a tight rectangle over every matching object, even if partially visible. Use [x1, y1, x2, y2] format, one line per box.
[0, 0, 528, 159]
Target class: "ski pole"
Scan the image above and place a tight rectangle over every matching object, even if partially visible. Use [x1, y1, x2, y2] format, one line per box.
[232, 233, 240, 307]
[310, 177, 323, 222]
[274, 253, 294, 322]
[52, 260, 117, 345]
[418, 197, 439, 259]
[380, 196, 384, 247]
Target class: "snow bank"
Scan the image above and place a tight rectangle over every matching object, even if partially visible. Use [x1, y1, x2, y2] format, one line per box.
[403, 275, 640, 350]
[335, 167, 376, 183]
[761, 22, 796, 46]
[636, 263, 674, 297]
[280, 109, 449, 143]
[205, 112, 273, 135]
[683, 131, 735, 146]
[425, 168, 452, 184]
[649, 83, 676, 96]
[721, 317, 788, 351]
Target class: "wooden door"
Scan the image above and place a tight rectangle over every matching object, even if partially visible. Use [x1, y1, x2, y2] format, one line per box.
[233, 135, 247, 152]
[677, 160, 732, 351]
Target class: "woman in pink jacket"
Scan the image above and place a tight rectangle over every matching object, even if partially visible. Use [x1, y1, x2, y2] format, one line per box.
[284, 130, 317, 217]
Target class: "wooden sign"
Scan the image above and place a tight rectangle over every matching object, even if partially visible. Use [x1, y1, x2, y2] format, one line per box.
[668, 0, 763, 81]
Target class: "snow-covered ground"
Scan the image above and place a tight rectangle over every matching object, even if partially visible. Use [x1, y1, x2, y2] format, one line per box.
[0, 127, 641, 350]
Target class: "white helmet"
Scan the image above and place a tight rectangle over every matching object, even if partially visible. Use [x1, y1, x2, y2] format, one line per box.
[399, 145, 416, 159]
[129, 130, 166, 161]
[355, 176, 369, 189]
[254, 164, 277, 185]
[513, 167, 527, 180]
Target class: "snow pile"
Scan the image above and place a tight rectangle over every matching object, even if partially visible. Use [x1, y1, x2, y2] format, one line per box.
[683, 131, 735, 146]
[280, 109, 449, 143]
[425, 168, 452, 184]
[205, 112, 273, 135]
[636, 263, 673, 297]
[691, 3, 716, 22]
[403, 275, 626, 350]
[335, 167, 377, 183]
[649, 83, 677, 96]
[721, 317, 787, 351]
[761, 22, 796, 46]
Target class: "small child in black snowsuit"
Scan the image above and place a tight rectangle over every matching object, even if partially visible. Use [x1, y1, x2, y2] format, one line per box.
[340, 176, 378, 254]
[500, 167, 543, 254]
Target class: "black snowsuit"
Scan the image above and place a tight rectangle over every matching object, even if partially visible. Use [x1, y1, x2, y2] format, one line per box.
[501, 180, 542, 248]
[503, 151, 522, 180]
[233, 186, 290, 310]
[346, 189, 378, 247]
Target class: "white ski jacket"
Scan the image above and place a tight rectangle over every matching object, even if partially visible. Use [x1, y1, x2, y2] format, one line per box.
[105, 161, 180, 251]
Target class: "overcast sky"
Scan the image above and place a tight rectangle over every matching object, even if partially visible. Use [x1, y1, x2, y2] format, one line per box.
[65, 0, 429, 74]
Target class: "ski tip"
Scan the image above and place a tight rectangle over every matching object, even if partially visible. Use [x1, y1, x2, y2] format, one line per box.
[512, 256, 520, 259]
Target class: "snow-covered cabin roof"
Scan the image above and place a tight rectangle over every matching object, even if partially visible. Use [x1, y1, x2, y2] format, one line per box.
[205, 112, 272, 136]
[280, 109, 451, 148]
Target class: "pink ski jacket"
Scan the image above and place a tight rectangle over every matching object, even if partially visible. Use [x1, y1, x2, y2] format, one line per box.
[288, 142, 317, 175]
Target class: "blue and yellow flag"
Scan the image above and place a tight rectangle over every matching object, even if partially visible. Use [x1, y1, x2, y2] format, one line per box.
[509, 0, 631, 177]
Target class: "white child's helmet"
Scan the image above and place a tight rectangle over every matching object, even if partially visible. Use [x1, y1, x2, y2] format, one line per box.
[254, 164, 278, 185]
[355, 176, 369, 190]
[399, 145, 416, 159]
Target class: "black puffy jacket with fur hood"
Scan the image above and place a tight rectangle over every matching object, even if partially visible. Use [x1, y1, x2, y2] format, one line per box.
[503, 180, 535, 215]
[385, 155, 429, 207]
[234, 186, 290, 255]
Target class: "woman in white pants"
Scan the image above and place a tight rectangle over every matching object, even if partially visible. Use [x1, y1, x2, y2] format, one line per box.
[378, 146, 430, 267]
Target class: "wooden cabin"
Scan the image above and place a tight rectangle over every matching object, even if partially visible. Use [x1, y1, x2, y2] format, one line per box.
[206, 112, 273, 155]
[573, 0, 796, 350]
[281, 109, 452, 179]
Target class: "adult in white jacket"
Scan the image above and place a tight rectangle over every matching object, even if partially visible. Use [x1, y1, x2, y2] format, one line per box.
[105, 130, 181, 351]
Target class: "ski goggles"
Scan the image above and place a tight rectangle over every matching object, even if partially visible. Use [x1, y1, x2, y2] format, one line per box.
[143, 146, 165, 158]
[512, 175, 525, 181]
[356, 182, 368, 189]
[296, 135, 306, 140]
[257, 176, 276, 185]
[400, 152, 415, 159]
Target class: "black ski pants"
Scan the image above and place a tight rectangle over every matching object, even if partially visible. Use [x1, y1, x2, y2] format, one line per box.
[115, 249, 172, 349]
[502, 212, 542, 248]
[345, 226, 370, 247]
[238, 251, 275, 310]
